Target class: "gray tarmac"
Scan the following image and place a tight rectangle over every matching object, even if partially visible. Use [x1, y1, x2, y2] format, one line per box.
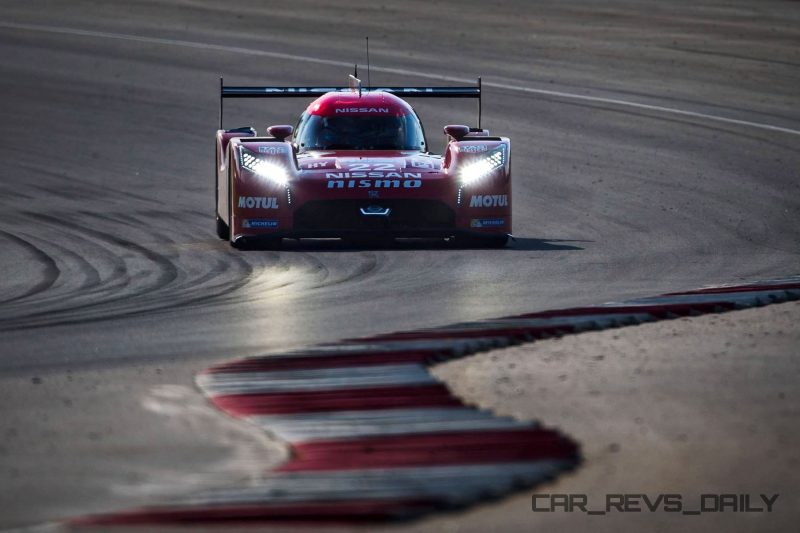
[0, 0, 798, 529]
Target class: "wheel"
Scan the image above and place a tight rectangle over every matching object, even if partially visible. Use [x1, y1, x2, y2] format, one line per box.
[457, 233, 509, 249]
[215, 214, 229, 240]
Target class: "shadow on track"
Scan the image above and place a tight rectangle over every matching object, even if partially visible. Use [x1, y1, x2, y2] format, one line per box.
[235, 236, 589, 252]
[510, 237, 588, 251]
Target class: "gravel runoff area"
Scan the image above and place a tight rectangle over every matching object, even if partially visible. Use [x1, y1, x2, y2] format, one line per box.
[410, 301, 800, 533]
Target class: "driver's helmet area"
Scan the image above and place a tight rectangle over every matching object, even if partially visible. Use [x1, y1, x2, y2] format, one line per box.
[294, 92, 426, 152]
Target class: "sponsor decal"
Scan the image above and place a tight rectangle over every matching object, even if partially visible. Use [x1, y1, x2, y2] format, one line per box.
[459, 145, 488, 153]
[327, 178, 422, 189]
[258, 146, 288, 154]
[260, 87, 337, 94]
[409, 159, 435, 169]
[238, 196, 279, 209]
[346, 162, 398, 171]
[373, 87, 441, 94]
[470, 218, 506, 228]
[247, 87, 467, 95]
[326, 172, 422, 179]
[469, 194, 509, 208]
[335, 107, 390, 113]
[242, 219, 279, 229]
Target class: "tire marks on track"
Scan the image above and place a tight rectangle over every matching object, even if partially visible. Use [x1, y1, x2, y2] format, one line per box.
[0, 230, 60, 304]
[1, 211, 252, 330]
[0, 209, 389, 331]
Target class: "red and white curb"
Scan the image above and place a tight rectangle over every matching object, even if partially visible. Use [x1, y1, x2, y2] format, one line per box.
[71, 276, 799, 526]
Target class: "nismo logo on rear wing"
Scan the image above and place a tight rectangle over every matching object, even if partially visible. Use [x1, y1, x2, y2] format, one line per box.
[221, 87, 481, 97]
[218, 76, 484, 129]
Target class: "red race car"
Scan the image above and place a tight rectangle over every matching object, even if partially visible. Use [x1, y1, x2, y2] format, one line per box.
[215, 76, 511, 248]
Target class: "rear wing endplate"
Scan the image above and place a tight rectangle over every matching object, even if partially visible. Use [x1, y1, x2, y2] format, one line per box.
[218, 77, 483, 129]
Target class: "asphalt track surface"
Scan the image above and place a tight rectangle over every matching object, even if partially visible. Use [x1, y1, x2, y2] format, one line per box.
[0, 0, 798, 529]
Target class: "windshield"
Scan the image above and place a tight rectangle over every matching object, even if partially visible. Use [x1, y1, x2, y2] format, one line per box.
[295, 113, 426, 152]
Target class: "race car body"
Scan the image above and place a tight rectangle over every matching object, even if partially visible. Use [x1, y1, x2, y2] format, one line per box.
[215, 79, 511, 248]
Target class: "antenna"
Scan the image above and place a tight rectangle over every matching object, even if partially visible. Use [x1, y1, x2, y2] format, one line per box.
[219, 77, 223, 130]
[366, 37, 371, 89]
[477, 77, 482, 129]
[354, 63, 358, 78]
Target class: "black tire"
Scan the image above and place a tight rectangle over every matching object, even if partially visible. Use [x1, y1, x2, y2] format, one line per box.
[343, 235, 394, 249]
[231, 236, 282, 250]
[457, 233, 510, 249]
[258, 237, 283, 250]
[215, 214, 230, 240]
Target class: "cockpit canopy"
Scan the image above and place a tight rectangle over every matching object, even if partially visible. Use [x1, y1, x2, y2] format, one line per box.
[294, 91, 427, 152]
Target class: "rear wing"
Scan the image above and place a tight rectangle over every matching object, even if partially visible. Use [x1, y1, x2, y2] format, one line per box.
[218, 77, 483, 129]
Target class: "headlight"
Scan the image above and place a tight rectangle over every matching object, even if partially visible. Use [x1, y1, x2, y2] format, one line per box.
[240, 149, 289, 187]
[459, 146, 505, 186]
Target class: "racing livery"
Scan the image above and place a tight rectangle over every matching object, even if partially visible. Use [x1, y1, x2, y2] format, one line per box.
[215, 77, 511, 248]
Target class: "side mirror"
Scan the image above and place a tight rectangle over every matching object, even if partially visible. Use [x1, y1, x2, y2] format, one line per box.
[443, 124, 470, 141]
[267, 125, 294, 141]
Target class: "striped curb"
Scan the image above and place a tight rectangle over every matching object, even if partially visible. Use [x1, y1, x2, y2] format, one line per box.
[72, 276, 799, 526]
